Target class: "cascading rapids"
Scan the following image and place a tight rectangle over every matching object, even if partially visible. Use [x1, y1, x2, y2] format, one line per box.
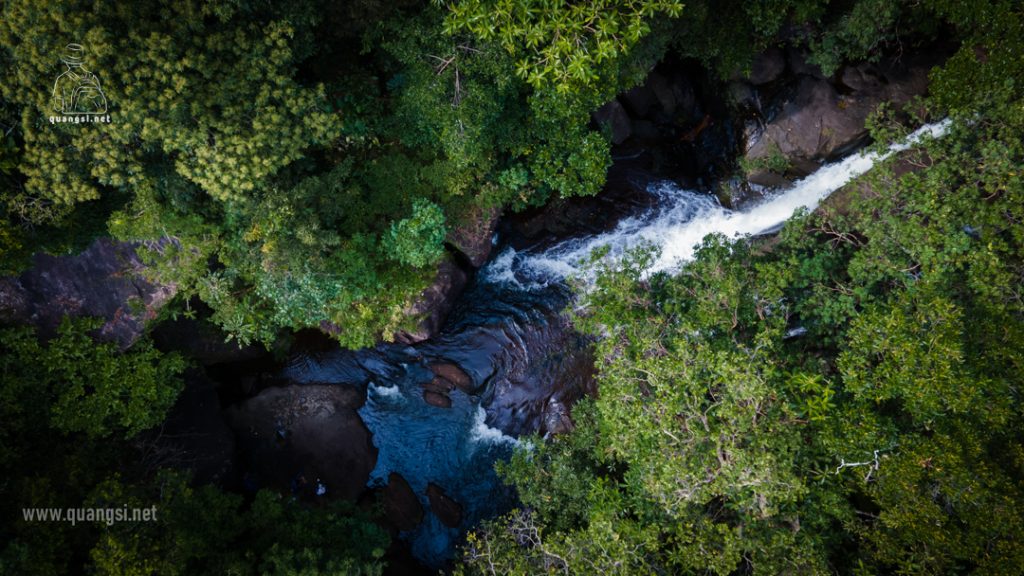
[277, 119, 949, 567]
[483, 119, 950, 289]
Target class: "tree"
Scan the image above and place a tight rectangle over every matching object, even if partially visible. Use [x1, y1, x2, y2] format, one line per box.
[88, 472, 389, 576]
[458, 6, 1024, 567]
[0, 0, 337, 213]
[0, 320, 185, 575]
[384, 198, 447, 268]
[439, 0, 683, 92]
[0, 318, 186, 439]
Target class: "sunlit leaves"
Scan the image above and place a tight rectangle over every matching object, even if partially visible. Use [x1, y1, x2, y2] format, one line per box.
[440, 0, 683, 93]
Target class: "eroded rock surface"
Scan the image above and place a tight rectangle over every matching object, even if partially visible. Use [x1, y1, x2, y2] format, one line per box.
[0, 238, 176, 348]
[395, 257, 469, 345]
[742, 50, 941, 186]
[225, 384, 376, 501]
[383, 472, 424, 532]
[426, 482, 463, 528]
[446, 205, 500, 268]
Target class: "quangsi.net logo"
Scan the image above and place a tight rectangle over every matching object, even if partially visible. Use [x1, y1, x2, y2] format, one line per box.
[50, 43, 110, 124]
[22, 506, 157, 526]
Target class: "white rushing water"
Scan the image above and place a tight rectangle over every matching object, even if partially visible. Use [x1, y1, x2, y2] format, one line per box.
[484, 120, 950, 288]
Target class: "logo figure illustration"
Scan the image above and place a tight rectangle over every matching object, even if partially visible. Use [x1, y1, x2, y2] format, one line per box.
[52, 43, 107, 115]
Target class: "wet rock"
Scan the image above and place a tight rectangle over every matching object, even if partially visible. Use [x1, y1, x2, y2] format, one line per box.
[0, 238, 177, 348]
[394, 256, 468, 345]
[786, 47, 827, 79]
[621, 85, 657, 118]
[421, 373, 455, 408]
[426, 483, 463, 528]
[472, 308, 598, 438]
[592, 99, 632, 144]
[540, 398, 574, 437]
[383, 472, 424, 532]
[422, 389, 452, 409]
[446, 204, 500, 268]
[225, 384, 376, 501]
[423, 375, 454, 392]
[749, 47, 786, 85]
[429, 363, 473, 392]
[647, 69, 696, 120]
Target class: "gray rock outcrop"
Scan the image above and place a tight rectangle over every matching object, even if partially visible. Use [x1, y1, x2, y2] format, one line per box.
[0, 238, 177, 348]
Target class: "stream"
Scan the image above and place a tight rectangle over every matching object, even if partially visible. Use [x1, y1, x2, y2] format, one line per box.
[280, 120, 949, 566]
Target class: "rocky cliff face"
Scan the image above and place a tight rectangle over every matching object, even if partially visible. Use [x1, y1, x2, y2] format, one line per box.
[0, 238, 177, 347]
[737, 48, 949, 190]
[583, 43, 950, 212]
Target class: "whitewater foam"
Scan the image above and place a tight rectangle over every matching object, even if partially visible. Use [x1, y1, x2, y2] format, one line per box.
[483, 119, 950, 286]
[368, 380, 404, 401]
[469, 406, 519, 448]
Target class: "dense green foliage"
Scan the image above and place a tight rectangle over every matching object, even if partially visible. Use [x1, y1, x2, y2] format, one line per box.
[457, 3, 1024, 573]
[440, 0, 684, 91]
[0, 318, 186, 440]
[2, 0, 1023, 573]
[0, 321, 388, 576]
[88, 473, 388, 576]
[0, 321, 179, 574]
[0, 0, 920, 347]
[0, 0, 677, 347]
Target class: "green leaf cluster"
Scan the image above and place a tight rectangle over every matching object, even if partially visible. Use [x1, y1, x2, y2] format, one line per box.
[440, 0, 684, 93]
[459, 6, 1024, 570]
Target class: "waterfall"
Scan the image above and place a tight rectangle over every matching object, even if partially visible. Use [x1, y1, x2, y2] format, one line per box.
[276, 119, 949, 567]
[484, 119, 950, 288]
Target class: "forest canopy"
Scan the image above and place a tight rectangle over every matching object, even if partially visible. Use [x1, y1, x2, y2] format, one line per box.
[1, 0, 1023, 574]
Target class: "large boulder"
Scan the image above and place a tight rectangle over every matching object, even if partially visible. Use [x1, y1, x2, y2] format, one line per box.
[383, 472, 424, 532]
[749, 47, 786, 85]
[591, 99, 632, 144]
[225, 384, 376, 501]
[745, 76, 860, 175]
[446, 205, 500, 268]
[425, 483, 463, 528]
[394, 256, 468, 345]
[744, 53, 934, 183]
[0, 238, 177, 348]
